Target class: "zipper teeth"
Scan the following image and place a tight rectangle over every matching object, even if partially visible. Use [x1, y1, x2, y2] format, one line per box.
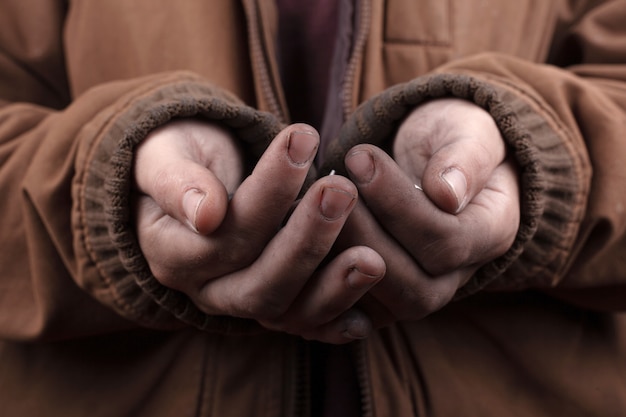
[354, 340, 374, 417]
[247, 0, 285, 122]
[294, 339, 310, 417]
[341, 0, 372, 118]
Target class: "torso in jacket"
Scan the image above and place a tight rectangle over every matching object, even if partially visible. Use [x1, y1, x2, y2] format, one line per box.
[1, 1, 626, 416]
[62, 0, 564, 148]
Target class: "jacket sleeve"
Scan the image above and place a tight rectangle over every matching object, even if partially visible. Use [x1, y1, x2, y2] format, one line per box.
[322, 0, 626, 310]
[0, 4, 282, 340]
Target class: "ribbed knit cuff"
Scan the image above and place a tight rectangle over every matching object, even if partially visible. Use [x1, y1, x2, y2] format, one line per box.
[77, 72, 283, 333]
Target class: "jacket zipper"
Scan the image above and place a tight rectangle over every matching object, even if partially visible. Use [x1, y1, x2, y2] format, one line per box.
[341, 0, 371, 119]
[243, 0, 288, 123]
[244, 1, 374, 413]
[292, 339, 311, 417]
[353, 340, 374, 417]
[343, 2, 375, 414]
[245, 0, 371, 132]
[317, 0, 372, 168]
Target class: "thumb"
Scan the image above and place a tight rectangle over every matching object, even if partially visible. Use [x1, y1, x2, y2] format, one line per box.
[181, 168, 231, 235]
[134, 119, 244, 234]
[150, 161, 231, 235]
[421, 138, 502, 214]
[422, 158, 470, 214]
[393, 98, 506, 215]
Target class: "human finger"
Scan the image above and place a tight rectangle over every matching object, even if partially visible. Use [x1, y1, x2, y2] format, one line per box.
[219, 123, 320, 248]
[134, 122, 321, 295]
[195, 175, 359, 319]
[258, 245, 385, 342]
[345, 145, 518, 276]
[335, 200, 469, 324]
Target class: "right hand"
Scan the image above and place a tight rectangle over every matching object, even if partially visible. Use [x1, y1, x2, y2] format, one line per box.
[133, 120, 385, 343]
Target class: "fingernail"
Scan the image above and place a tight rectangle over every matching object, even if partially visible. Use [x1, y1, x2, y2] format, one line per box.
[183, 188, 206, 233]
[346, 267, 382, 290]
[320, 187, 356, 220]
[345, 150, 374, 184]
[288, 130, 318, 166]
[441, 168, 468, 213]
[342, 311, 371, 339]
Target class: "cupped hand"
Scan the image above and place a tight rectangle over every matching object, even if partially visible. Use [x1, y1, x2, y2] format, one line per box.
[339, 98, 520, 327]
[133, 120, 385, 343]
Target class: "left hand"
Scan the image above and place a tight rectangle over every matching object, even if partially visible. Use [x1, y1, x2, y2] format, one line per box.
[335, 98, 520, 327]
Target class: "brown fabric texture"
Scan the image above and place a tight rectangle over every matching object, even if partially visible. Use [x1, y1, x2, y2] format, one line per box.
[1, 0, 626, 416]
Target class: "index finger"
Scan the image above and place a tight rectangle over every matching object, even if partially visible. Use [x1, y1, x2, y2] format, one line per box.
[220, 123, 319, 243]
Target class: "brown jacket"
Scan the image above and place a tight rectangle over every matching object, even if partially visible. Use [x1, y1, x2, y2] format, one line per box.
[1, 0, 626, 416]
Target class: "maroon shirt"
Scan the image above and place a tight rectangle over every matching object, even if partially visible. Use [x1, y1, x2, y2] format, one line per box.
[277, 0, 338, 130]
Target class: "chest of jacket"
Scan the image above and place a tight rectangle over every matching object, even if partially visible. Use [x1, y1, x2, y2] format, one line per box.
[63, 0, 568, 119]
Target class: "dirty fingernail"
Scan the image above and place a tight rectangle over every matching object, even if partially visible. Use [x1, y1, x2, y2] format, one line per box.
[320, 187, 356, 220]
[345, 150, 374, 184]
[183, 188, 206, 233]
[288, 130, 319, 166]
[441, 167, 468, 213]
[346, 267, 382, 290]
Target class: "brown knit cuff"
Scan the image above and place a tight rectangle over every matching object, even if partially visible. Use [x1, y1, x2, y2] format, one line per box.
[321, 72, 587, 297]
[77, 72, 283, 333]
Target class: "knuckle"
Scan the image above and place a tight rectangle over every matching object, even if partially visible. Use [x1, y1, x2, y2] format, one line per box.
[418, 290, 453, 315]
[297, 238, 332, 260]
[215, 234, 262, 269]
[240, 287, 291, 321]
[393, 287, 453, 320]
[150, 262, 191, 292]
[419, 237, 471, 276]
